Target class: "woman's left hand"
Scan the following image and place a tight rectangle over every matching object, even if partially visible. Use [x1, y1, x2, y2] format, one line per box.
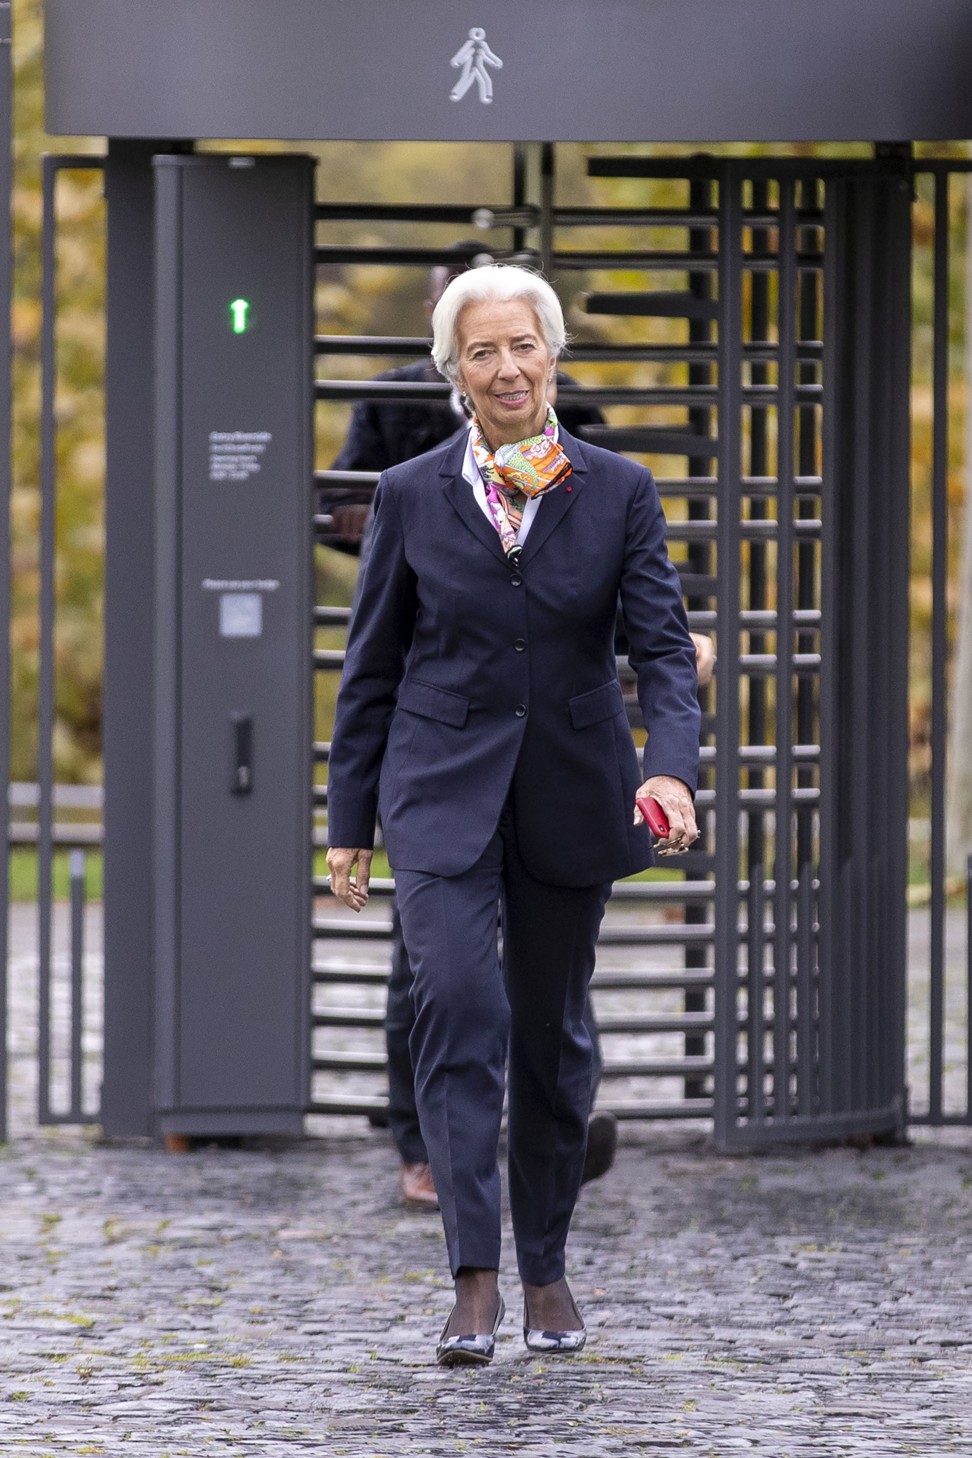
[634, 774, 698, 856]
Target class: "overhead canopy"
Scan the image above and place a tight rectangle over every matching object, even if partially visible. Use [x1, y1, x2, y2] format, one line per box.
[45, 0, 972, 143]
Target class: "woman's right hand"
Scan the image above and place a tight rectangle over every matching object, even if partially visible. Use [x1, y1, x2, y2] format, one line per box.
[326, 847, 372, 912]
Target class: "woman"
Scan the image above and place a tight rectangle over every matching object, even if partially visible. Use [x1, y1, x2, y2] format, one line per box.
[326, 264, 700, 1366]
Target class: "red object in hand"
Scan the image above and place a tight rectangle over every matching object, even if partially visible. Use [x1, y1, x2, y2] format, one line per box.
[636, 795, 670, 839]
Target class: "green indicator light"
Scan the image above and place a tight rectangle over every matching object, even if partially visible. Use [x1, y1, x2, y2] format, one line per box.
[230, 298, 251, 334]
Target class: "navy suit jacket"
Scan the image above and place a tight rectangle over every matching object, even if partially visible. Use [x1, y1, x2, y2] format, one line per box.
[326, 429, 701, 888]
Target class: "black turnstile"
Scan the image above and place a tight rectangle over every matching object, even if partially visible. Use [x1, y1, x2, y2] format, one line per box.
[10, 1, 972, 1150]
[150, 155, 314, 1136]
[312, 152, 913, 1149]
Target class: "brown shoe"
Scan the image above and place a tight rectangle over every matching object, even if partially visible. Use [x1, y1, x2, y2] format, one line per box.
[581, 1111, 618, 1185]
[400, 1161, 439, 1211]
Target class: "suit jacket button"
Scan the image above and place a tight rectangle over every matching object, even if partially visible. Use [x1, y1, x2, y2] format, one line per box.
[510, 575, 523, 587]
[514, 704, 527, 717]
[513, 638, 526, 652]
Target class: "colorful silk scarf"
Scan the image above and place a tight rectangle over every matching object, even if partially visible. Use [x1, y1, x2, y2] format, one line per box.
[470, 406, 573, 559]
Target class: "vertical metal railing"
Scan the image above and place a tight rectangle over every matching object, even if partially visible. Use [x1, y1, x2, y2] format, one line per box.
[796, 178, 825, 1116]
[928, 168, 950, 1124]
[683, 174, 716, 1105]
[712, 164, 744, 1148]
[744, 178, 771, 1128]
[772, 177, 798, 1124]
[38, 156, 104, 1127]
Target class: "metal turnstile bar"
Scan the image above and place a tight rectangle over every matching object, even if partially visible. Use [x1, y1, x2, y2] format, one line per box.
[311, 963, 718, 993]
[314, 379, 822, 409]
[597, 1058, 715, 1078]
[312, 200, 829, 230]
[315, 379, 449, 402]
[597, 1101, 714, 1121]
[558, 250, 823, 273]
[554, 205, 824, 228]
[584, 290, 718, 320]
[310, 873, 818, 901]
[314, 201, 538, 226]
[698, 743, 820, 765]
[687, 608, 822, 629]
[305, 1092, 716, 1121]
[667, 519, 822, 542]
[313, 1052, 386, 1074]
[315, 244, 535, 269]
[313, 335, 823, 366]
[655, 476, 824, 496]
[314, 964, 392, 986]
[315, 1009, 385, 1029]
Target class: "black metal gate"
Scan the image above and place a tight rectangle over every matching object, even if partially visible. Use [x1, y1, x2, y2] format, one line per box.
[311, 148, 918, 1147]
[12, 144, 972, 1146]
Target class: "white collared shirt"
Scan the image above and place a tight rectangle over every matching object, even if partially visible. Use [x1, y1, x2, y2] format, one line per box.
[462, 427, 542, 546]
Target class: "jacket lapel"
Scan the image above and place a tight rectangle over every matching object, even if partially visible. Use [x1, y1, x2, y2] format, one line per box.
[439, 434, 508, 563]
[518, 430, 588, 566]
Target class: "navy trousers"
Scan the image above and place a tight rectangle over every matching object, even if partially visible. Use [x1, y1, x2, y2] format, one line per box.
[394, 804, 611, 1285]
[385, 900, 605, 1166]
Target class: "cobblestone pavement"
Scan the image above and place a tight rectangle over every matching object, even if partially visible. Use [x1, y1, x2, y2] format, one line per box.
[2, 907, 972, 1456]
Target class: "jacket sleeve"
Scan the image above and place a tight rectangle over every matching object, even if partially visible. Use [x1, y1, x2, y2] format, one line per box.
[325, 477, 417, 848]
[619, 469, 701, 794]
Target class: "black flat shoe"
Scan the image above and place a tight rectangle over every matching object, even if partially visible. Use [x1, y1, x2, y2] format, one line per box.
[523, 1289, 587, 1354]
[435, 1294, 505, 1368]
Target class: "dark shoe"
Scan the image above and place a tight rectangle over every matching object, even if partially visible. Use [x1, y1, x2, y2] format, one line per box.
[523, 1287, 586, 1354]
[436, 1294, 505, 1368]
[581, 1111, 618, 1185]
[400, 1161, 439, 1211]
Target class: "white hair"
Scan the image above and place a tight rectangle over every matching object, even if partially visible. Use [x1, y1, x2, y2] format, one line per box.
[430, 263, 566, 384]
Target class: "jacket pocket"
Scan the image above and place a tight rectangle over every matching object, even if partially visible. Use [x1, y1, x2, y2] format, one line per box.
[396, 677, 470, 728]
[568, 679, 624, 730]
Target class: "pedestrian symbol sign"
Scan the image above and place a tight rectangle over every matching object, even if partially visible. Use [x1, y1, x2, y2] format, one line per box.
[450, 27, 503, 105]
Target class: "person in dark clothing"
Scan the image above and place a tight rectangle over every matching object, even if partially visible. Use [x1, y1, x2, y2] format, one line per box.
[326, 263, 701, 1364]
[334, 362, 616, 1211]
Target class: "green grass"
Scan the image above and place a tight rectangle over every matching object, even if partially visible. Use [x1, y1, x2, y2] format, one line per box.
[9, 849, 103, 902]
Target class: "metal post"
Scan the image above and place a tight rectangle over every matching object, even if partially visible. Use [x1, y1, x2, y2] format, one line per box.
[713, 164, 744, 1148]
[38, 157, 59, 1125]
[745, 179, 770, 1116]
[538, 144, 554, 277]
[101, 139, 180, 1138]
[69, 850, 86, 1118]
[928, 171, 950, 1122]
[39, 156, 104, 1127]
[773, 178, 797, 1120]
[684, 173, 716, 1102]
